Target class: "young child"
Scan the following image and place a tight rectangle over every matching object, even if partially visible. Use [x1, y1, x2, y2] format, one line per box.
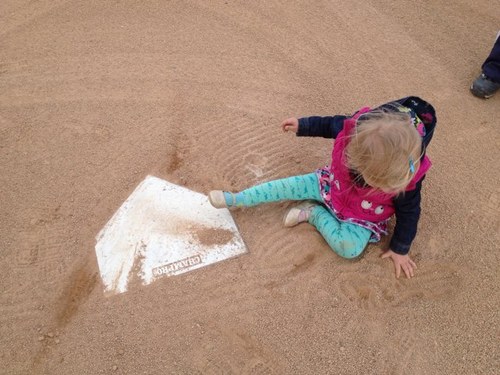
[209, 96, 436, 279]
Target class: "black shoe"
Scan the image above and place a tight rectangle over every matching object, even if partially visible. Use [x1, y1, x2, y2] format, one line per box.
[470, 73, 500, 99]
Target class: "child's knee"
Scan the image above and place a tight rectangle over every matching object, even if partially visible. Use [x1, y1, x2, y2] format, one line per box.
[333, 240, 366, 259]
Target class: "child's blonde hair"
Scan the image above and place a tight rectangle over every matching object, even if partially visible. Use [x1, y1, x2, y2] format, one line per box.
[345, 109, 423, 194]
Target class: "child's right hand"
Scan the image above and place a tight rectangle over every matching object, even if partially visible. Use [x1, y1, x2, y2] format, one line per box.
[381, 249, 417, 279]
[281, 117, 299, 133]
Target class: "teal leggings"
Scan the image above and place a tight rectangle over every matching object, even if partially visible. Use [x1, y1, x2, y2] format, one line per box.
[236, 173, 371, 258]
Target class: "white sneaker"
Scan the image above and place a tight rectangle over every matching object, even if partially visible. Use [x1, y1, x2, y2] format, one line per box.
[208, 190, 234, 208]
[282, 201, 318, 227]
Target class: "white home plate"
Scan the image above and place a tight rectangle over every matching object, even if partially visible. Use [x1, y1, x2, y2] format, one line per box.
[95, 175, 247, 294]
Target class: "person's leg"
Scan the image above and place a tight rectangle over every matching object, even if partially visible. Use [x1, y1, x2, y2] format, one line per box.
[308, 205, 371, 259]
[482, 32, 500, 82]
[471, 32, 500, 98]
[209, 173, 322, 208]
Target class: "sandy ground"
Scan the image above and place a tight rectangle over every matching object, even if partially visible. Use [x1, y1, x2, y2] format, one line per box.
[1, 1, 499, 374]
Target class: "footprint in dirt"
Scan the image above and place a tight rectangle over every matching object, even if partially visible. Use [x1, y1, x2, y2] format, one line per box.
[336, 263, 462, 309]
[195, 323, 285, 374]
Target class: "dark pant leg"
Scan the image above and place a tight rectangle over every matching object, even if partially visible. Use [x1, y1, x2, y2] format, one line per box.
[482, 33, 500, 83]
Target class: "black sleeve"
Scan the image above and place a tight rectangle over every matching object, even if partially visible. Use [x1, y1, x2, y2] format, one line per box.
[390, 177, 425, 255]
[297, 115, 347, 138]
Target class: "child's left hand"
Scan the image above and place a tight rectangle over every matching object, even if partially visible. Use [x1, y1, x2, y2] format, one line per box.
[381, 250, 417, 279]
[281, 117, 299, 133]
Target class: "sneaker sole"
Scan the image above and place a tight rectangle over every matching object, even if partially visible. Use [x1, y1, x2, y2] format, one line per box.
[208, 191, 228, 208]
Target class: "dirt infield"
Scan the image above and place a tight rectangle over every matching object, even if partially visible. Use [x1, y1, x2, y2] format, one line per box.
[1, 1, 499, 374]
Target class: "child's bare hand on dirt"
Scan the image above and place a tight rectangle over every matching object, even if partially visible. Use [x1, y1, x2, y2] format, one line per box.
[281, 118, 299, 133]
[381, 249, 417, 279]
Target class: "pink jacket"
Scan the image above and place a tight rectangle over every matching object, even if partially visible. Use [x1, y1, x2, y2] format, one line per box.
[328, 107, 432, 222]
